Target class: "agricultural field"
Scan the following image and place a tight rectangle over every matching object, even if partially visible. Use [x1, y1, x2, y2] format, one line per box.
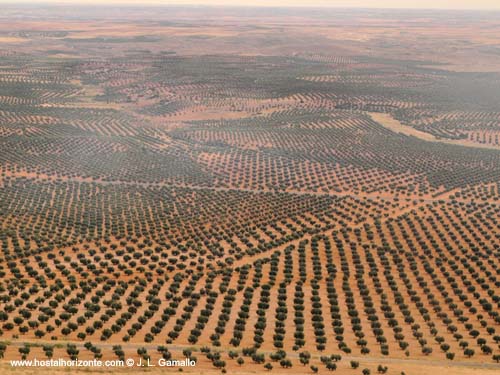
[0, 4, 499, 375]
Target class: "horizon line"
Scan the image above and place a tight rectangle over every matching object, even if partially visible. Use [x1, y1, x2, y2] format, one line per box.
[2, 1, 500, 12]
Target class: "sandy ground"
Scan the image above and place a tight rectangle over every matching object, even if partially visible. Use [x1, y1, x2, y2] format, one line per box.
[369, 112, 500, 151]
[0, 37, 29, 43]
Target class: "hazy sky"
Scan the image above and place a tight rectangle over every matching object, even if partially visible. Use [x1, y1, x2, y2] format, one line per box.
[4, 0, 500, 10]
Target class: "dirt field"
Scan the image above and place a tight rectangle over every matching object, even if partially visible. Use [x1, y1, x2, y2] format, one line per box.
[0, 4, 499, 375]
